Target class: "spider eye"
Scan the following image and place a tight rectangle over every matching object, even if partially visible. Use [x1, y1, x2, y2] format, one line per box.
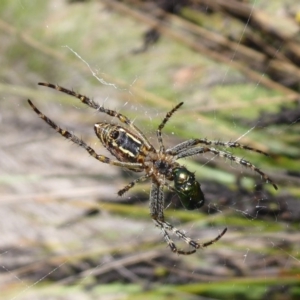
[172, 167, 205, 210]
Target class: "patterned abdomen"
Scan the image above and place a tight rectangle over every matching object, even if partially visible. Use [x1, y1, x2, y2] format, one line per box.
[94, 123, 146, 163]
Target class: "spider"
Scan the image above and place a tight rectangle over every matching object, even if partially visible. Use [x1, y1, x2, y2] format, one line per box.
[28, 83, 277, 255]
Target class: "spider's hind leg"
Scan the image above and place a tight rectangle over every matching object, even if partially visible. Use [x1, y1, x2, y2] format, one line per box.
[27, 99, 143, 170]
[38, 82, 155, 151]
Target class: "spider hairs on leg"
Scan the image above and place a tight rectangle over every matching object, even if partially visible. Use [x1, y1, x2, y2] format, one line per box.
[28, 83, 277, 255]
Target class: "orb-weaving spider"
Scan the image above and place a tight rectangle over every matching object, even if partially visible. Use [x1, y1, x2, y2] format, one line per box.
[28, 83, 277, 255]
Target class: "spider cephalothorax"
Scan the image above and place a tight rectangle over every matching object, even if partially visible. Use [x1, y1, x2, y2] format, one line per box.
[28, 82, 277, 255]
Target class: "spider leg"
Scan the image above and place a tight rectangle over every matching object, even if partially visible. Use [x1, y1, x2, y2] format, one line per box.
[153, 218, 196, 255]
[156, 102, 183, 153]
[38, 82, 155, 151]
[118, 174, 151, 196]
[201, 227, 227, 247]
[28, 99, 143, 170]
[175, 146, 278, 190]
[167, 138, 269, 156]
[150, 181, 224, 255]
[150, 182, 193, 254]
[155, 220, 227, 253]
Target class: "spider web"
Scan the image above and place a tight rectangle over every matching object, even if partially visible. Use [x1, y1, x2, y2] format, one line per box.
[0, 0, 299, 299]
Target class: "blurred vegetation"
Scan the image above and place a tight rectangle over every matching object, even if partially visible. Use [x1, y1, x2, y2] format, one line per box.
[0, 0, 300, 300]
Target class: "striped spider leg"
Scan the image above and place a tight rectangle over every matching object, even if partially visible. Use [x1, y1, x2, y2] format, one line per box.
[28, 83, 226, 255]
[166, 140, 278, 191]
[28, 82, 277, 255]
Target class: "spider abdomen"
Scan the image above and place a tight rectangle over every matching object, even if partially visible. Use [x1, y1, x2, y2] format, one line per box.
[94, 123, 147, 163]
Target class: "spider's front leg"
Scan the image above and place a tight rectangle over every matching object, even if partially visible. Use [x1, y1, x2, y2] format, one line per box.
[167, 138, 269, 156]
[150, 181, 227, 254]
[156, 102, 183, 153]
[175, 145, 278, 190]
[150, 182, 203, 255]
[153, 218, 197, 255]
